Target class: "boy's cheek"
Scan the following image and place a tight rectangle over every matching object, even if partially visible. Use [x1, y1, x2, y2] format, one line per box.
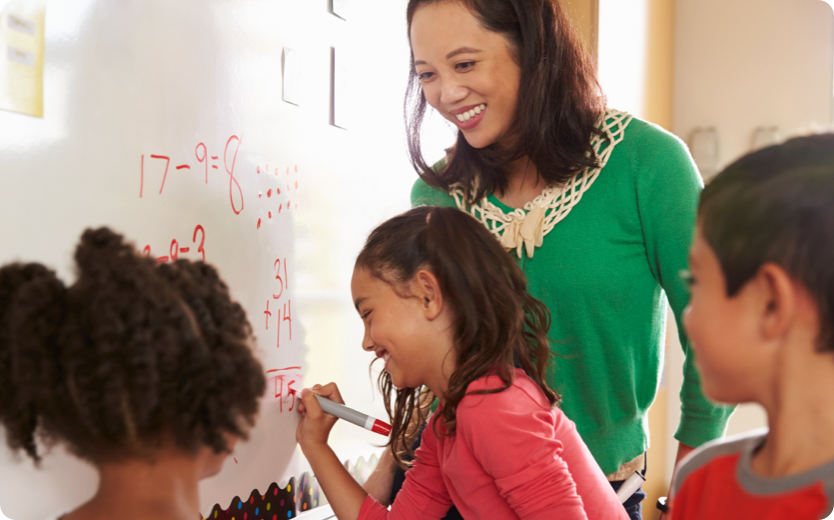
[683, 309, 732, 400]
[695, 345, 749, 404]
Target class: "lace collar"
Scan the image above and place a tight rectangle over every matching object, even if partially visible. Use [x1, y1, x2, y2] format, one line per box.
[449, 109, 634, 258]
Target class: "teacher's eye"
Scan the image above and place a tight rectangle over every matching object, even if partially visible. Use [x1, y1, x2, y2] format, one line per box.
[455, 61, 476, 72]
[417, 71, 435, 81]
[361, 310, 372, 320]
[680, 269, 696, 287]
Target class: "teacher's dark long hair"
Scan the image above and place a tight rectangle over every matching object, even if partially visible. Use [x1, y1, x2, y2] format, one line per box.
[405, 0, 605, 202]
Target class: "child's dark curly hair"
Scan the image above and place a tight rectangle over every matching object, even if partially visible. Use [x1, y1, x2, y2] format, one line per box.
[0, 228, 265, 463]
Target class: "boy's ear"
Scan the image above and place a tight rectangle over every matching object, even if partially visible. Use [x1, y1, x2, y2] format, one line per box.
[756, 263, 798, 341]
[414, 269, 444, 320]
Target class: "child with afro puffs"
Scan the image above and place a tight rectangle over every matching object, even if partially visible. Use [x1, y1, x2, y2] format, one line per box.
[0, 228, 265, 520]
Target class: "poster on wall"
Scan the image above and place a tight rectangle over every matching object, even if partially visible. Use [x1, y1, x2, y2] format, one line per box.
[0, 0, 45, 117]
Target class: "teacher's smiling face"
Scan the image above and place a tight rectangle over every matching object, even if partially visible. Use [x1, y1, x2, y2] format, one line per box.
[410, 1, 522, 149]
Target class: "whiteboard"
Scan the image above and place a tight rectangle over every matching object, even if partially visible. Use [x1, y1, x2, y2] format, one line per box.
[0, 0, 422, 518]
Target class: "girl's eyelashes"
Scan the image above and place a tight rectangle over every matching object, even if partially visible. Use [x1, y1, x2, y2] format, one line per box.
[680, 269, 696, 287]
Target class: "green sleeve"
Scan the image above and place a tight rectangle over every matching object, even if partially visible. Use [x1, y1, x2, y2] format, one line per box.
[632, 123, 735, 448]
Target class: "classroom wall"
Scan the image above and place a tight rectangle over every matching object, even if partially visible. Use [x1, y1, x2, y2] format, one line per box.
[641, 1, 676, 513]
[673, 0, 834, 179]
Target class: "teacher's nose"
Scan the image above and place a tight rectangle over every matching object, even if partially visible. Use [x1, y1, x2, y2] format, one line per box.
[439, 79, 468, 106]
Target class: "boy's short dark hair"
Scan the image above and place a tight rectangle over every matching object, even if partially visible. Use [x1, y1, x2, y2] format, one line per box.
[699, 133, 834, 351]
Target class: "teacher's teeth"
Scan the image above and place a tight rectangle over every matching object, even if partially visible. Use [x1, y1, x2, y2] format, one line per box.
[455, 104, 486, 122]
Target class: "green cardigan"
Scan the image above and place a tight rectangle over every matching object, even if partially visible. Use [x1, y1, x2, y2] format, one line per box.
[411, 115, 733, 475]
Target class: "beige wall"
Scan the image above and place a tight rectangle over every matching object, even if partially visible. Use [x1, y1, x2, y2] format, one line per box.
[644, 0, 675, 130]
[645, 3, 676, 516]
[673, 0, 833, 178]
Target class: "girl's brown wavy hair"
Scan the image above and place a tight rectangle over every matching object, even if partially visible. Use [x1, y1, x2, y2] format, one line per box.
[356, 207, 558, 466]
[405, 0, 605, 202]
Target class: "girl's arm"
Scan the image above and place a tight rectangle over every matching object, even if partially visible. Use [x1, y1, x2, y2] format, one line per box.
[298, 385, 453, 520]
[297, 385, 368, 520]
[362, 446, 398, 505]
[363, 389, 434, 505]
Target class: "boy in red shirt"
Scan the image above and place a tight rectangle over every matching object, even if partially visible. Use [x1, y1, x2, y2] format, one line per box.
[669, 134, 834, 519]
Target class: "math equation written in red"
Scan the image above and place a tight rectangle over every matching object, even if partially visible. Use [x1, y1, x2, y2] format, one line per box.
[142, 224, 206, 264]
[266, 366, 303, 412]
[139, 136, 302, 226]
[140, 136, 243, 214]
[264, 257, 292, 349]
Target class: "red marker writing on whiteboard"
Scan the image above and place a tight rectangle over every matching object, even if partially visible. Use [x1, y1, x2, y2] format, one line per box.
[314, 395, 391, 437]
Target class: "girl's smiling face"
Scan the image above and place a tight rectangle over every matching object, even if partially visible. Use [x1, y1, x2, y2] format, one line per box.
[410, 1, 522, 149]
[351, 267, 434, 390]
[350, 266, 455, 394]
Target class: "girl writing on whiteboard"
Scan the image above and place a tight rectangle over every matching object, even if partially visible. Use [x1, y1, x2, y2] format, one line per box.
[297, 206, 627, 520]
[367, 1, 733, 518]
[0, 228, 265, 520]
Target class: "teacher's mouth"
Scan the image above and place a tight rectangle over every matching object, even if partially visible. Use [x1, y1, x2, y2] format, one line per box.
[451, 103, 487, 129]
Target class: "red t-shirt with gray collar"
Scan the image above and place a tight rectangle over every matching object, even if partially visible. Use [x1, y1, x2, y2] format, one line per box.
[670, 429, 834, 520]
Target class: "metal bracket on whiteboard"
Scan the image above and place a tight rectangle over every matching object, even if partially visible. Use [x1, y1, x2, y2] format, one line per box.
[329, 0, 349, 20]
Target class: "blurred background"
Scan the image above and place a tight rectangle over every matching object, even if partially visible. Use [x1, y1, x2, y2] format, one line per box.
[560, 0, 834, 515]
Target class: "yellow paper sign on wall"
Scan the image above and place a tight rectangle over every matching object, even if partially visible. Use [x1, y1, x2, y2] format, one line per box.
[0, 0, 45, 118]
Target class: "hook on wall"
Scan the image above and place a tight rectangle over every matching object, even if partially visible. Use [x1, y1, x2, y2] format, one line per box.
[751, 126, 782, 151]
[689, 127, 720, 180]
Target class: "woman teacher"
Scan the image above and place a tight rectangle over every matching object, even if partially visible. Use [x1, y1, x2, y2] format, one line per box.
[363, 1, 732, 518]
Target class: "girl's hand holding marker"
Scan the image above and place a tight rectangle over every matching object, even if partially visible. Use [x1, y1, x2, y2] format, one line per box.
[297, 384, 391, 449]
[296, 383, 342, 449]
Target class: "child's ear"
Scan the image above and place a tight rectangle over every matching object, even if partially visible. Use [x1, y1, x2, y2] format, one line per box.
[414, 269, 444, 320]
[756, 263, 798, 341]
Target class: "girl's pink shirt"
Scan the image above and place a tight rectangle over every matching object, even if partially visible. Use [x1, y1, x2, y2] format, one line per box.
[359, 369, 628, 520]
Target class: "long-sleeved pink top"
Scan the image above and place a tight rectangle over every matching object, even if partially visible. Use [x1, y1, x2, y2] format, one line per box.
[358, 369, 628, 520]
